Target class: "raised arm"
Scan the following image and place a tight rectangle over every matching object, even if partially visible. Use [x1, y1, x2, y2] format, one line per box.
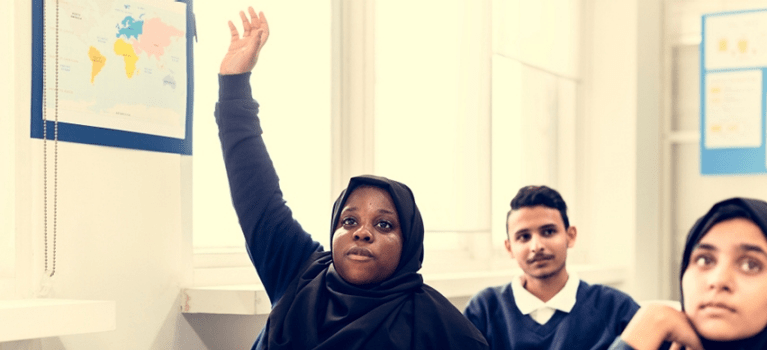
[215, 8, 321, 305]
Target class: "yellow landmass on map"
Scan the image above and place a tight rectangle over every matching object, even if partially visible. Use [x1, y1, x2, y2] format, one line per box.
[113, 39, 139, 78]
[88, 46, 107, 84]
[738, 39, 748, 54]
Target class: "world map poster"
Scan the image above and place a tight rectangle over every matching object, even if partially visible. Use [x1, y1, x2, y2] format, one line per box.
[41, 0, 187, 139]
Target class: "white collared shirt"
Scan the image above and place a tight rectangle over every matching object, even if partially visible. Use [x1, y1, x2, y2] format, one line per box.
[510, 271, 580, 325]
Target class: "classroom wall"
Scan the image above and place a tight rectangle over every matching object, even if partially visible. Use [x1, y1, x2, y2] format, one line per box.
[578, 0, 664, 300]
[2, 0, 723, 348]
[0, 0, 17, 298]
[665, 0, 767, 299]
[2, 0, 200, 349]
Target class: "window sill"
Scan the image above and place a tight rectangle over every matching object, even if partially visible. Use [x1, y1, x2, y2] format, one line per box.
[0, 299, 116, 342]
[181, 284, 269, 315]
[181, 264, 628, 315]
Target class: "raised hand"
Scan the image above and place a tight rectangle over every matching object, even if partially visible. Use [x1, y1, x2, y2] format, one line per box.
[220, 7, 269, 75]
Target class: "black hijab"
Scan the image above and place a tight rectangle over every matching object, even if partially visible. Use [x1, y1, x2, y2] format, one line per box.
[680, 197, 767, 350]
[264, 175, 488, 350]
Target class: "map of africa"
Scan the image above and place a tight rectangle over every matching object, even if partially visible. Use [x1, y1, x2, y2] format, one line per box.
[43, 0, 187, 138]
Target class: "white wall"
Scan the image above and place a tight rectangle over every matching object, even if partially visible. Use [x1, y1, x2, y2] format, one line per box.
[3, 0, 198, 349]
[665, 0, 767, 300]
[579, 0, 664, 300]
[580, 0, 638, 282]
[0, 0, 17, 298]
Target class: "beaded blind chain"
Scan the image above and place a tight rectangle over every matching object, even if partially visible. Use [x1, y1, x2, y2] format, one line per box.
[42, 0, 59, 278]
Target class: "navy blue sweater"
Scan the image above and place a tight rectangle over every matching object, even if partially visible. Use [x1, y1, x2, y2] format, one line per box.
[464, 280, 639, 350]
[215, 73, 322, 349]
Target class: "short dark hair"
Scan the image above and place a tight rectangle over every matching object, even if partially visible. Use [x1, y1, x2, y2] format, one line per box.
[506, 185, 569, 236]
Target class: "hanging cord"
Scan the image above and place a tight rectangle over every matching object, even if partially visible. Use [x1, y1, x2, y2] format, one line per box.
[42, 0, 59, 279]
[42, 0, 48, 275]
[52, 0, 59, 278]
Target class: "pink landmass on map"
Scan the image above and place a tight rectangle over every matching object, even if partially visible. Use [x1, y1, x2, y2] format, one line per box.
[131, 18, 184, 60]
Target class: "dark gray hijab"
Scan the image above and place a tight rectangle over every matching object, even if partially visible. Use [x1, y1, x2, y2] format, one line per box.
[264, 175, 488, 350]
[680, 197, 767, 350]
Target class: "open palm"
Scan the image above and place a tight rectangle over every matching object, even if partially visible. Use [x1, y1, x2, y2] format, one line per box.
[220, 7, 269, 75]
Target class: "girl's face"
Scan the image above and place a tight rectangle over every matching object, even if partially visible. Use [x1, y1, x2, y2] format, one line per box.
[332, 186, 403, 286]
[682, 218, 767, 341]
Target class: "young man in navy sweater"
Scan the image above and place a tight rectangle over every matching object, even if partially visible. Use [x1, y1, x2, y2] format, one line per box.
[464, 185, 639, 350]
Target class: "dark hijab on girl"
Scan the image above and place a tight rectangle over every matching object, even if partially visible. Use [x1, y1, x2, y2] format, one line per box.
[678, 197, 767, 350]
[263, 175, 488, 350]
[610, 197, 767, 350]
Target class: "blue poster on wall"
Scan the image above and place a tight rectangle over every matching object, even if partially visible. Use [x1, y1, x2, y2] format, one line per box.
[700, 9, 767, 175]
[31, 0, 195, 155]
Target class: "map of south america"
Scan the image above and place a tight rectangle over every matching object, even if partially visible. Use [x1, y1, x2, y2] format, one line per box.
[88, 46, 106, 83]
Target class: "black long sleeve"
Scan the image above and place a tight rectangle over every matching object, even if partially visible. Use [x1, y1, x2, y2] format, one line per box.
[215, 72, 322, 305]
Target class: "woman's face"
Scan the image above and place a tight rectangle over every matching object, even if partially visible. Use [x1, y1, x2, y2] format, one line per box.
[682, 217, 767, 341]
[332, 186, 403, 286]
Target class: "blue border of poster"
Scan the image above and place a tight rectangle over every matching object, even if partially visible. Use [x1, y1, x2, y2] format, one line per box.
[700, 9, 767, 175]
[30, 0, 195, 155]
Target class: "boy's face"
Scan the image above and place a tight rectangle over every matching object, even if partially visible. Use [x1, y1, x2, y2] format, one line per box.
[504, 205, 576, 281]
[682, 218, 767, 341]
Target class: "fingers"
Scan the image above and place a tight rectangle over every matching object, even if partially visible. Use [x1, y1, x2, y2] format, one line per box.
[248, 7, 260, 29]
[672, 330, 704, 350]
[229, 9, 267, 47]
[666, 317, 704, 350]
[227, 20, 239, 42]
[674, 341, 703, 350]
[239, 10, 251, 37]
[259, 11, 269, 44]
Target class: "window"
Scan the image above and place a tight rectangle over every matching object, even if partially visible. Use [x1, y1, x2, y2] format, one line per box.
[490, 61, 581, 262]
[191, 0, 589, 287]
[373, 0, 493, 273]
[490, 0, 583, 265]
[192, 0, 332, 254]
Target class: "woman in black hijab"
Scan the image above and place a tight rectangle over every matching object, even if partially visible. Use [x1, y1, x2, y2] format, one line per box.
[609, 197, 767, 350]
[216, 7, 488, 350]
